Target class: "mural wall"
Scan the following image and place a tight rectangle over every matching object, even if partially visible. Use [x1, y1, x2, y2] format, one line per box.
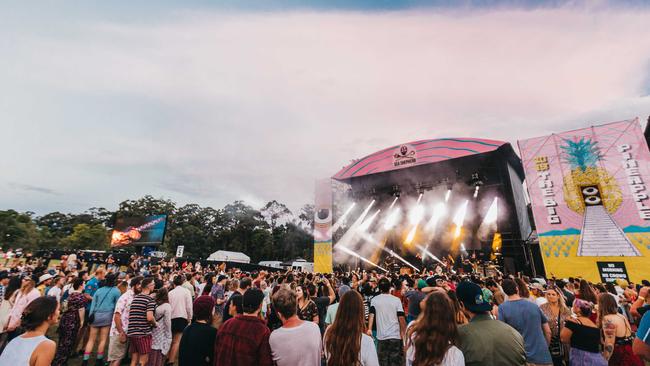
[519, 119, 650, 282]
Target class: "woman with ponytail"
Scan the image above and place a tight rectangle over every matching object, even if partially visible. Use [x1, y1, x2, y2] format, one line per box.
[0, 296, 59, 366]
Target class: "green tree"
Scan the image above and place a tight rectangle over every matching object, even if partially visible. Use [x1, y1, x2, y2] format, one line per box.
[60, 223, 110, 250]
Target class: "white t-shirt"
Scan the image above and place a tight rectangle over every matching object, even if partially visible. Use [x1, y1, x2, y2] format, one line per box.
[47, 286, 62, 302]
[270, 321, 322, 366]
[370, 293, 404, 340]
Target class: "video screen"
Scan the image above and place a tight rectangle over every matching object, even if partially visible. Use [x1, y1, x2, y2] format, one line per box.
[110, 215, 168, 247]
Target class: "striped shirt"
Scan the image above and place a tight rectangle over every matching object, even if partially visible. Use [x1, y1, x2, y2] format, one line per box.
[127, 294, 155, 337]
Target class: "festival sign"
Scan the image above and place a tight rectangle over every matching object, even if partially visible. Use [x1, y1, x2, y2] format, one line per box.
[518, 119, 650, 282]
[314, 179, 333, 273]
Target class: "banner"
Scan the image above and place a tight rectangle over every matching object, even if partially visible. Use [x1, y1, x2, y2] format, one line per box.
[314, 179, 333, 273]
[518, 119, 650, 281]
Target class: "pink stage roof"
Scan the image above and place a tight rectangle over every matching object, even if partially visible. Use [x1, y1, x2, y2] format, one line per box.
[333, 137, 507, 181]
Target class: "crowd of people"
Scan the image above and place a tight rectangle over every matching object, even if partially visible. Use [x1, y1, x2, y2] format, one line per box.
[0, 253, 648, 366]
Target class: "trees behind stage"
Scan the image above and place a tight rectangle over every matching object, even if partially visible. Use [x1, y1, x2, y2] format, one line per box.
[0, 196, 315, 262]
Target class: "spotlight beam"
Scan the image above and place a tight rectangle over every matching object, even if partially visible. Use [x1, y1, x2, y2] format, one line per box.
[330, 202, 356, 233]
[383, 207, 401, 230]
[388, 249, 420, 272]
[336, 245, 387, 272]
[415, 244, 445, 266]
[358, 209, 381, 232]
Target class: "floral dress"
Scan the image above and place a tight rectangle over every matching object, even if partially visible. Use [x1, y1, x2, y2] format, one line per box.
[297, 299, 318, 322]
[52, 291, 86, 366]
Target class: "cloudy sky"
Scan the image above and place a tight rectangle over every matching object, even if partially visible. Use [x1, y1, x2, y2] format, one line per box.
[2, 0, 650, 215]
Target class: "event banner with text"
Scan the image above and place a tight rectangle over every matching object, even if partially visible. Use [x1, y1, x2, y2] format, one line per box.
[518, 119, 650, 282]
[314, 179, 333, 273]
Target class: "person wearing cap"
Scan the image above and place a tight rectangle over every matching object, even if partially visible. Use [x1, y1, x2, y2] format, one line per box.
[456, 280, 526, 366]
[324, 285, 351, 327]
[404, 279, 427, 323]
[269, 288, 322, 366]
[214, 287, 273, 366]
[178, 295, 217, 366]
[499, 279, 552, 366]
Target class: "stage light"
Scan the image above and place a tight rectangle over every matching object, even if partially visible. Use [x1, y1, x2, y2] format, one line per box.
[426, 202, 447, 230]
[452, 200, 469, 239]
[473, 185, 480, 198]
[383, 207, 401, 230]
[388, 249, 419, 272]
[445, 189, 452, 202]
[483, 197, 498, 224]
[358, 209, 381, 232]
[388, 196, 399, 209]
[409, 205, 425, 225]
[330, 202, 356, 233]
[356, 200, 375, 225]
[415, 244, 445, 265]
[417, 193, 423, 204]
[404, 225, 418, 245]
[336, 245, 387, 272]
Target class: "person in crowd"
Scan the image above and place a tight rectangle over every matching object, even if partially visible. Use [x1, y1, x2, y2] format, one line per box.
[127, 277, 157, 366]
[368, 277, 406, 366]
[0, 296, 58, 366]
[269, 288, 322, 366]
[36, 273, 53, 296]
[222, 277, 250, 322]
[325, 285, 351, 327]
[499, 279, 553, 366]
[178, 295, 217, 366]
[456, 280, 527, 366]
[296, 284, 319, 324]
[404, 279, 427, 323]
[323, 290, 378, 366]
[181, 274, 195, 298]
[556, 280, 575, 308]
[107, 276, 142, 366]
[307, 279, 335, 333]
[597, 292, 643, 365]
[633, 310, 650, 361]
[446, 290, 468, 325]
[0, 275, 20, 351]
[47, 276, 65, 302]
[166, 274, 192, 365]
[405, 290, 464, 366]
[486, 279, 505, 306]
[539, 286, 571, 366]
[560, 299, 607, 366]
[52, 277, 86, 366]
[83, 273, 121, 366]
[6, 275, 40, 340]
[214, 288, 273, 366]
[576, 280, 598, 303]
[149, 287, 172, 366]
[210, 275, 227, 321]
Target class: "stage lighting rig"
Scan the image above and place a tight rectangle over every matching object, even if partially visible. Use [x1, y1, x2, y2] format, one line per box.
[391, 185, 401, 197]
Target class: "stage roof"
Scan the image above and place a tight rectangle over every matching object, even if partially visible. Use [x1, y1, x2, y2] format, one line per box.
[333, 137, 508, 181]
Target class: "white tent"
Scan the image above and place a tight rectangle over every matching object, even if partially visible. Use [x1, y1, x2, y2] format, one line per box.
[207, 250, 250, 264]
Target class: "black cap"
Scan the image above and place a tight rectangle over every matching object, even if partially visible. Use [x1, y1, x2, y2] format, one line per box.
[217, 275, 228, 283]
[456, 281, 492, 313]
[242, 288, 265, 313]
[0, 271, 8, 280]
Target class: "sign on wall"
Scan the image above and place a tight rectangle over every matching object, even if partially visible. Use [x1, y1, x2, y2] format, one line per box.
[518, 119, 650, 282]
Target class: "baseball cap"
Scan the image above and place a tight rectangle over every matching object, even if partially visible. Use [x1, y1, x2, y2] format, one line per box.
[417, 279, 428, 289]
[38, 273, 53, 284]
[243, 288, 265, 313]
[456, 281, 492, 313]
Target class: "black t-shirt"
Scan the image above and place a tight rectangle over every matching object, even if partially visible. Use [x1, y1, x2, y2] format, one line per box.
[179, 322, 217, 366]
[565, 320, 601, 353]
[312, 296, 330, 331]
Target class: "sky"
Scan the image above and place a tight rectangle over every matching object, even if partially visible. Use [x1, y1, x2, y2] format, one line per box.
[2, 0, 650, 215]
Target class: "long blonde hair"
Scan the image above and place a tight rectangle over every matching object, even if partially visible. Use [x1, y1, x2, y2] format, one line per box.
[545, 286, 569, 314]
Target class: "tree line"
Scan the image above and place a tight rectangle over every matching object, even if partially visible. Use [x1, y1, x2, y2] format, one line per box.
[0, 195, 315, 263]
